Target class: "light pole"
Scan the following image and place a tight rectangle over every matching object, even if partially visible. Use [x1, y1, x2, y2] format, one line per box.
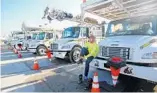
[80, 0, 86, 26]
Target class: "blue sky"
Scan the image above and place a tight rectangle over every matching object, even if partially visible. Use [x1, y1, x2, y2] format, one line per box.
[1, 0, 83, 36]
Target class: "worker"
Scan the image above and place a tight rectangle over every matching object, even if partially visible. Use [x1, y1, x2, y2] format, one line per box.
[78, 35, 99, 89]
[154, 85, 157, 92]
[142, 23, 154, 35]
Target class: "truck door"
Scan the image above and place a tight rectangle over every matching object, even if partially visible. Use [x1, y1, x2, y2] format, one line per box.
[80, 27, 89, 46]
[45, 33, 53, 47]
[49, 33, 54, 44]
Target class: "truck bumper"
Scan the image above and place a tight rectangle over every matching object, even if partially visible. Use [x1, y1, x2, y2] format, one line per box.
[90, 58, 157, 82]
[53, 51, 67, 59]
[28, 48, 36, 53]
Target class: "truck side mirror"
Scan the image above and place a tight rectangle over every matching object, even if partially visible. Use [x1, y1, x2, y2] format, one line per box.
[86, 28, 89, 38]
[101, 21, 106, 37]
[28, 36, 31, 40]
[102, 25, 105, 37]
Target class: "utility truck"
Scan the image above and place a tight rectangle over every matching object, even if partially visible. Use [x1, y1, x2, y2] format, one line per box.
[9, 31, 27, 50]
[22, 31, 39, 50]
[81, 0, 157, 92]
[22, 22, 61, 55]
[28, 31, 59, 56]
[43, 8, 104, 63]
[90, 15, 157, 92]
[51, 25, 103, 63]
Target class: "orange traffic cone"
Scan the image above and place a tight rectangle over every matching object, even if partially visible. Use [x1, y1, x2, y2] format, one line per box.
[46, 49, 52, 61]
[110, 66, 120, 87]
[91, 72, 100, 92]
[17, 51, 22, 58]
[33, 58, 39, 70]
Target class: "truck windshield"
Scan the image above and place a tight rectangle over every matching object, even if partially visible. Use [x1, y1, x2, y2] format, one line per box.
[37, 32, 45, 40]
[14, 34, 24, 40]
[62, 27, 80, 38]
[32, 33, 37, 40]
[106, 16, 157, 37]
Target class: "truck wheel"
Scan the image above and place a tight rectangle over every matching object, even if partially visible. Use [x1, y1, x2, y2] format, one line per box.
[37, 45, 47, 56]
[69, 47, 81, 63]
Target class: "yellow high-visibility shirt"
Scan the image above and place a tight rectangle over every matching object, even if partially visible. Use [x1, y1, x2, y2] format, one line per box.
[84, 42, 99, 59]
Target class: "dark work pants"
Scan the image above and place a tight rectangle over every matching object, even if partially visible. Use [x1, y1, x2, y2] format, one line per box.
[80, 47, 94, 77]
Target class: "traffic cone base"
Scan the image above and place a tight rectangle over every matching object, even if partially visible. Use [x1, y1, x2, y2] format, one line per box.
[33, 63, 39, 70]
[91, 72, 100, 92]
[47, 50, 52, 58]
[33, 59, 39, 70]
[91, 88, 100, 92]
[46, 49, 52, 61]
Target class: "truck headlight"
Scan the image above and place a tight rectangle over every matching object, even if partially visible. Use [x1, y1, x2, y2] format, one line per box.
[142, 52, 157, 59]
[61, 45, 70, 49]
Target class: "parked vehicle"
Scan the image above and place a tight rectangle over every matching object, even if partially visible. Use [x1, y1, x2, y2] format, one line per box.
[90, 15, 157, 91]
[51, 25, 103, 63]
[28, 31, 59, 56]
[8, 31, 26, 50]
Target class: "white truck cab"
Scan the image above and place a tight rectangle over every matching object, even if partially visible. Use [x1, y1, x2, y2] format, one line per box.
[9, 31, 26, 50]
[52, 26, 92, 63]
[28, 31, 58, 56]
[90, 15, 157, 91]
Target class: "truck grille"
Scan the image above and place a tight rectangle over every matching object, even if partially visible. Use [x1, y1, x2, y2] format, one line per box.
[100, 46, 130, 60]
[51, 43, 58, 50]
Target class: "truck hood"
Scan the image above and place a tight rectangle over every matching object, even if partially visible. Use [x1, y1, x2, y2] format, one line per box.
[100, 35, 154, 48]
[54, 38, 75, 45]
[29, 40, 44, 45]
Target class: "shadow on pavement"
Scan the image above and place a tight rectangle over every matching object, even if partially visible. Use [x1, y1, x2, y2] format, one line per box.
[1, 52, 36, 61]
[2, 80, 52, 92]
[1, 59, 87, 92]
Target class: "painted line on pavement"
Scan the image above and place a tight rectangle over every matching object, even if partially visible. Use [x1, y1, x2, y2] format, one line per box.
[1, 63, 82, 92]
[23, 64, 78, 83]
[1, 51, 29, 55]
[67, 64, 83, 72]
[1, 81, 37, 92]
[1, 53, 34, 58]
[0, 56, 47, 65]
[40, 63, 77, 72]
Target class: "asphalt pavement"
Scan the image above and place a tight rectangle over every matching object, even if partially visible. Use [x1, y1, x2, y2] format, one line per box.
[0, 45, 87, 92]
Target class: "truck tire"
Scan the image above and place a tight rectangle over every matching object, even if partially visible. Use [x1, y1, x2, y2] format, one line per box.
[36, 45, 47, 56]
[69, 47, 81, 63]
